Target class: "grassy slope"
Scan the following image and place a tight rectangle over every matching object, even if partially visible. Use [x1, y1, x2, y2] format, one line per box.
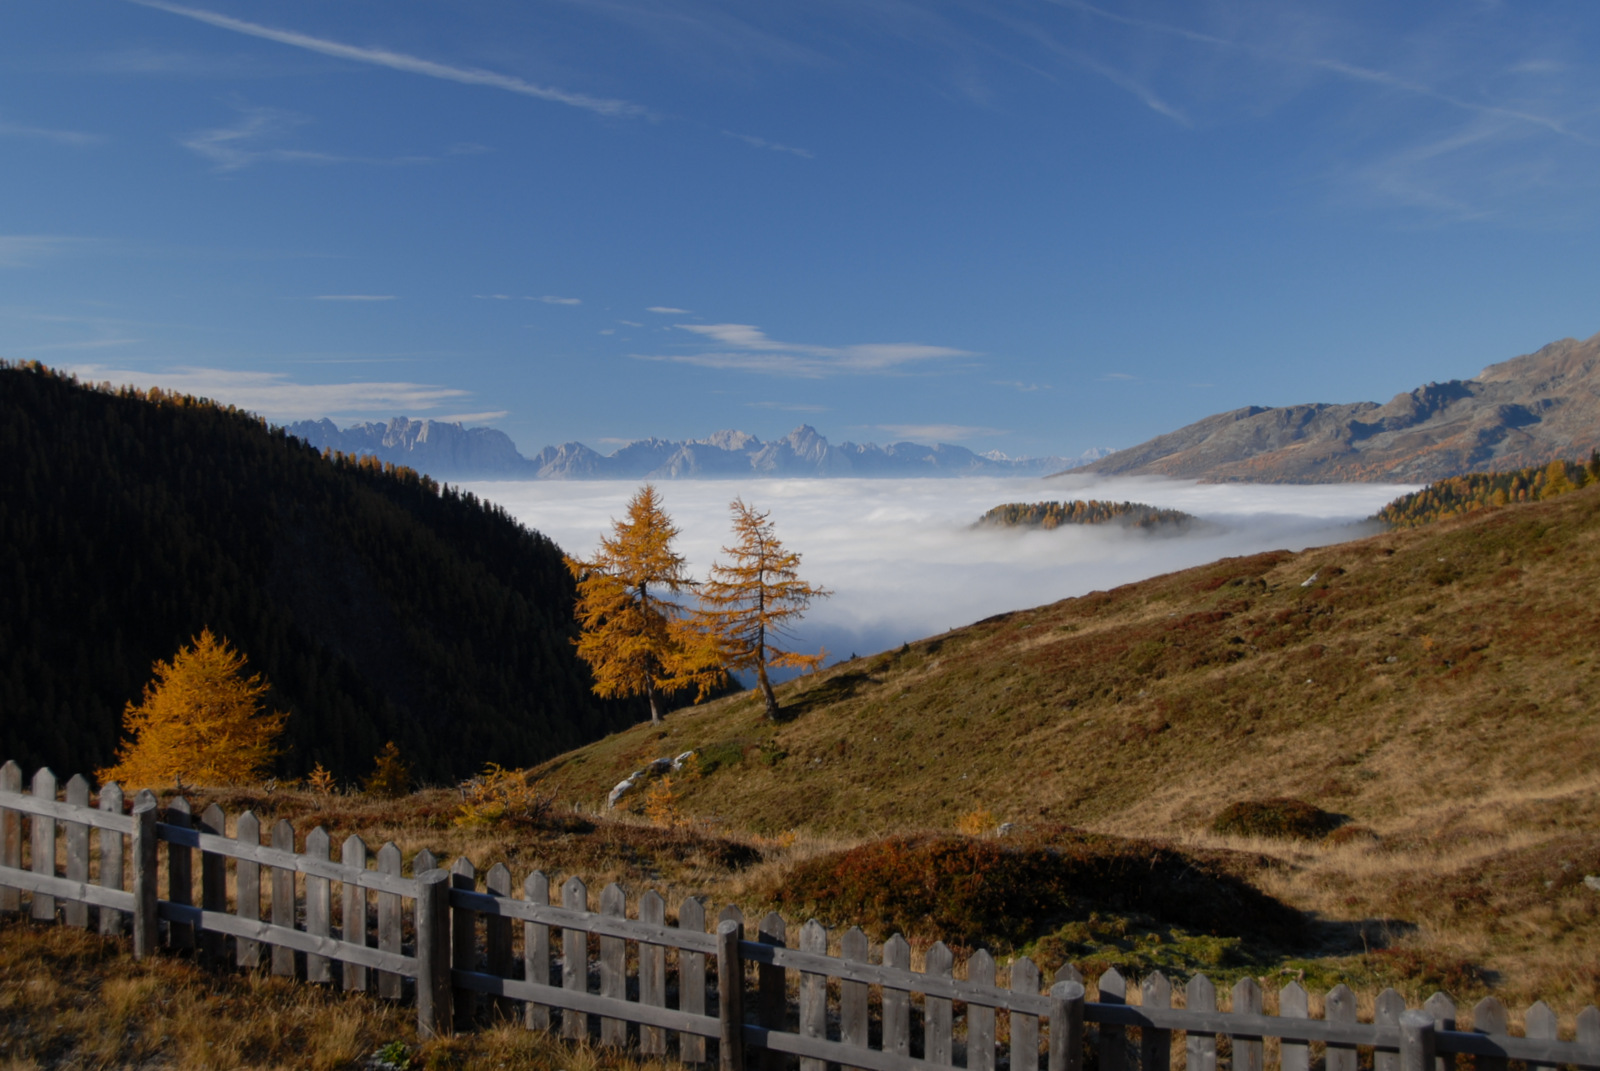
[528, 484, 1600, 1006]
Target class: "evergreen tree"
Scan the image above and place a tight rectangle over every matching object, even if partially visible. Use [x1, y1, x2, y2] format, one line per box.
[698, 499, 829, 721]
[98, 630, 288, 789]
[566, 485, 723, 723]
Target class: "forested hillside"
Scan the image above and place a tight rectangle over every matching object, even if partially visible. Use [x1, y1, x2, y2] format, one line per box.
[0, 362, 645, 782]
[978, 499, 1195, 529]
[1375, 453, 1599, 527]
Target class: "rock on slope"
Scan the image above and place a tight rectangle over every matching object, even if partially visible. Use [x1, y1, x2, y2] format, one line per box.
[1078, 331, 1600, 483]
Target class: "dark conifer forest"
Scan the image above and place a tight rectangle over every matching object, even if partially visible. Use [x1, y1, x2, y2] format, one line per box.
[0, 362, 650, 783]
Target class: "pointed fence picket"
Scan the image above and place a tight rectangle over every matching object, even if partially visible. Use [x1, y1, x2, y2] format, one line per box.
[7, 760, 1600, 1071]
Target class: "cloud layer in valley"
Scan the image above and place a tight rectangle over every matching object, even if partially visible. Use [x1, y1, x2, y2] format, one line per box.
[462, 474, 1414, 670]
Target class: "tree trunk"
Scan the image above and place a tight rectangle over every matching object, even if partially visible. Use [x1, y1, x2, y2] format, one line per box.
[756, 661, 780, 721]
[645, 677, 662, 724]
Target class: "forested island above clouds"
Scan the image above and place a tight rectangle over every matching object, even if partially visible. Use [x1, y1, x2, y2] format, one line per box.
[288, 418, 1111, 482]
[978, 499, 1199, 531]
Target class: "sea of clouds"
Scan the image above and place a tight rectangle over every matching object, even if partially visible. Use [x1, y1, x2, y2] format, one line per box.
[460, 475, 1417, 669]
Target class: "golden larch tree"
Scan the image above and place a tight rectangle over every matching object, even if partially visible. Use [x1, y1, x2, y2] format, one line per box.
[99, 629, 288, 790]
[698, 498, 829, 721]
[566, 485, 724, 723]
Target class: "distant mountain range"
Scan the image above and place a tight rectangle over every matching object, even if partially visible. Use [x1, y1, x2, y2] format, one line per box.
[287, 419, 1111, 481]
[1077, 330, 1600, 483]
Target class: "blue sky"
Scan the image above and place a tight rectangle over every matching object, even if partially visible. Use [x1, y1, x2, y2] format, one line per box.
[6, 1, 1600, 459]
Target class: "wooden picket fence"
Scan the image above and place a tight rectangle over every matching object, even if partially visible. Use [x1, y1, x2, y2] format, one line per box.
[5, 759, 1600, 1071]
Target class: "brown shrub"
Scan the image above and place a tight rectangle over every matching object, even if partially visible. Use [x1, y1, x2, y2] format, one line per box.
[1212, 798, 1342, 840]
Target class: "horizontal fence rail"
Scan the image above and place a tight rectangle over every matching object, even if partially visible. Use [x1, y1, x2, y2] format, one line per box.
[6, 759, 1600, 1071]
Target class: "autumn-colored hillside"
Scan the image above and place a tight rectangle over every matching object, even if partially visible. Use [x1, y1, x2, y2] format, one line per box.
[528, 483, 1600, 1006]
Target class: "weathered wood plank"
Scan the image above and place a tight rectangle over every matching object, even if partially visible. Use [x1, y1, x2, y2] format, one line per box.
[0, 863, 138, 911]
[563, 876, 589, 1040]
[718, 918, 745, 1071]
[157, 900, 414, 973]
[1279, 981, 1309, 1071]
[680, 896, 708, 1063]
[747, 940, 1053, 1015]
[1425, 993, 1457, 1071]
[600, 883, 628, 1048]
[1010, 956, 1041, 1071]
[799, 919, 829, 1071]
[1578, 1006, 1600, 1050]
[271, 819, 296, 976]
[342, 835, 370, 993]
[30, 768, 58, 922]
[1184, 973, 1217, 1071]
[1402, 1012, 1438, 1071]
[1469, 997, 1507, 1071]
[1326, 985, 1358, 1071]
[0, 787, 135, 831]
[524, 871, 552, 1031]
[165, 795, 194, 948]
[1230, 977, 1263, 1071]
[413, 848, 439, 875]
[926, 941, 955, 1067]
[233, 811, 261, 968]
[198, 802, 227, 963]
[1050, 980, 1085, 1071]
[758, 912, 788, 1071]
[1096, 968, 1126, 1071]
[969, 949, 998, 1071]
[640, 890, 667, 1056]
[1375, 989, 1407, 1071]
[0, 761, 21, 912]
[452, 886, 721, 954]
[485, 863, 513, 1016]
[452, 857, 478, 1030]
[841, 927, 872, 1069]
[415, 869, 452, 1039]
[1140, 972, 1171, 1071]
[305, 827, 333, 982]
[376, 842, 402, 999]
[883, 933, 912, 1059]
[1525, 1001, 1558, 1071]
[62, 775, 90, 928]
[97, 782, 125, 936]
[131, 792, 158, 958]
[456, 968, 721, 1037]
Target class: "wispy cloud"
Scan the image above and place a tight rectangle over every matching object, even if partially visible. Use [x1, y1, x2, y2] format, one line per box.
[875, 423, 1004, 442]
[635, 322, 973, 378]
[721, 130, 813, 159]
[63, 364, 471, 421]
[182, 104, 429, 171]
[993, 380, 1050, 392]
[535, 295, 581, 305]
[127, 0, 648, 119]
[435, 410, 508, 423]
[313, 293, 397, 302]
[1098, 372, 1136, 381]
[0, 235, 91, 268]
[0, 115, 102, 146]
[647, 306, 690, 314]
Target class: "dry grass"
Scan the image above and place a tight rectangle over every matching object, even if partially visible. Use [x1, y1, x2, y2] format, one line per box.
[521, 485, 1600, 1008]
[0, 917, 699, 1070]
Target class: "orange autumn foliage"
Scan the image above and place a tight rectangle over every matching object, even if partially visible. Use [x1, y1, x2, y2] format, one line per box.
[565, 485, 724, 723]
[698, 498, 828, 721]
[98, 629, 287, 790]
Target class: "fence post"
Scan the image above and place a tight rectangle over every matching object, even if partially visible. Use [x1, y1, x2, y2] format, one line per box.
[717, 918, 744, 1071]
[1400, 1011, 1437, 1071]
[1049, 980, 1085, 1071]
[415, 868, 452, 1039]
[130, 791, 158, 959]
[63, 774, 90, 929]
[165, 796, 194, 950]
[30, 767, 57, 922]
[0, 760, 20, 913]
[451, 857, 478, 1031]
[98, 783, 126, 936]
